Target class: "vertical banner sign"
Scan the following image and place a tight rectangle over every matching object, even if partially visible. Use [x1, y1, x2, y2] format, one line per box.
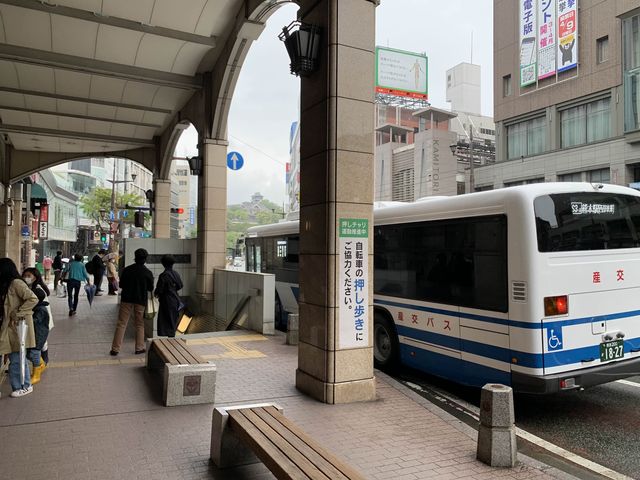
[39, 204, 48, 239]
[339, 218, 369, 349]
[557, 0, 578, 73]
[520, 0, 538, 86]
[537, 0, 556, 79]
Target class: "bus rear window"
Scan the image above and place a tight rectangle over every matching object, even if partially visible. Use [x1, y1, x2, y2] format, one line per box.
[534, 192, 640, 252]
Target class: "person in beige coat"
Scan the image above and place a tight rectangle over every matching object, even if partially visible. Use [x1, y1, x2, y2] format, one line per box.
[0, 258, 39, 398]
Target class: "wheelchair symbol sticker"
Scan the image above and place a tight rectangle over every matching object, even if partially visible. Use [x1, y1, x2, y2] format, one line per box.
[546, 327, 563, 351]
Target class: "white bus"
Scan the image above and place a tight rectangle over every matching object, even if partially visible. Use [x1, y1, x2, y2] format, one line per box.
[246, 183, 640, 393]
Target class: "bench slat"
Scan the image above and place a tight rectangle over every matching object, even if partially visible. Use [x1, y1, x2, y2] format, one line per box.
[241, 408, 331, 480]
[163, 338, 191, 364]
[173, 338, 207, 364]
[229, 409, 310, 480]
[153, 339, 180, 365]
[252, 407, 347, 480]
[262, 407, 365, 480]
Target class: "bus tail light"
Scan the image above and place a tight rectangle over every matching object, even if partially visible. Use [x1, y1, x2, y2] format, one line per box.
[560, 378, 576, 390]
[544, 295, 568, 316]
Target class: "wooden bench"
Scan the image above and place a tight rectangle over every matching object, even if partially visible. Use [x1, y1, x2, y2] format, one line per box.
[210, 404, 365, 479]
[146, 337, 216, 407]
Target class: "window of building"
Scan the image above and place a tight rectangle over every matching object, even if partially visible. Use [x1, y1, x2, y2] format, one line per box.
[560, 98, 610, 148]
[624, 15, 640, 131]
[506, 116, 546, 159]
[503, 74, 512, 97]
[588, 168, 610, 183]
[178, 180, 187, 186]
[558, 172, 583, 182]
[504, 178, 545, 187]
[457, 182, 465, 195]
[597, 36, 609, 64]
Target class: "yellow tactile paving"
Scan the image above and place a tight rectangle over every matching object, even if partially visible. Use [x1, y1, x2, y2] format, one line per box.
[186, 333, 268, 359]
[185, 334, 267, 345]
[47, 358, 145, 369]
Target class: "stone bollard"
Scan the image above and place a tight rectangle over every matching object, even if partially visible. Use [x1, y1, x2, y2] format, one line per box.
[476, 383, 517, 467]
[286, 313, 299, 345]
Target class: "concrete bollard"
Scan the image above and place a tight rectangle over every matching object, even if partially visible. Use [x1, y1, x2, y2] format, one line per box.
[476, 383, 517, 467]
[286, 313, 299, 345]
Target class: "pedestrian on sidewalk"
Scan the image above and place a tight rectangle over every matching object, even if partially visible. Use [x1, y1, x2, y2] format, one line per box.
[21, 267, 50, 384]
[0, 258, 39, 398]
[52, 250, 63, 293]
[62, 254, 91, 316]
[106, 254, 119, 296]
[91, 249, 107, 295]
[110, 248, 154, 356]
[42, 255, 52, 283]
[154, 255, 183, 337]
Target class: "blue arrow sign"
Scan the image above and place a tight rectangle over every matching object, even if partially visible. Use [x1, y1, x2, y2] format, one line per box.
[227, 151, 244, 171]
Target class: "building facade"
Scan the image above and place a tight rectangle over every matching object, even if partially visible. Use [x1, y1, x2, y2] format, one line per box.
[477, 1, 640, 190]
[169, 160, 197, 238]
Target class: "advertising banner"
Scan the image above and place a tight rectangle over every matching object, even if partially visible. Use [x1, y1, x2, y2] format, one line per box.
[376, 47, 428, 99]
[338, 218, 370, 349]
[520, 0, 538, 86]
[537, 0, 556, 79]
[557, 0, 578, 73]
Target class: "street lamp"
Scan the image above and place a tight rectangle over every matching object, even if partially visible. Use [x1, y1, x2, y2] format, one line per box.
[279, 21, 322, 77]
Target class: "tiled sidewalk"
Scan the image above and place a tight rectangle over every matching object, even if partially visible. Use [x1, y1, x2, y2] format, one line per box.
[0, 293, 573, 480]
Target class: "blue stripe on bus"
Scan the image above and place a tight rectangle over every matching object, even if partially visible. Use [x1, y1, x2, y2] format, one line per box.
[397, 323, 640, 370]
[375, 298, 640, 331]
[399, 344, 512, 388]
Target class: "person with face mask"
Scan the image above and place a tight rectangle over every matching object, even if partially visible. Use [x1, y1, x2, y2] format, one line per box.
[22, 267, 50, 384]
[0, 258, 39, 397]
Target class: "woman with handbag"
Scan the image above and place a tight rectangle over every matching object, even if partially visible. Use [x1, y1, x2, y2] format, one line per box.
[21, 267, 50, 384]
[154, 255, 184, 337]
[0, 258, 39, 398]
[110, 248, 154, 356]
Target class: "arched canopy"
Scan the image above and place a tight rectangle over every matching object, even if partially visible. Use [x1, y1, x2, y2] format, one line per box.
[0, 0, 297, 182]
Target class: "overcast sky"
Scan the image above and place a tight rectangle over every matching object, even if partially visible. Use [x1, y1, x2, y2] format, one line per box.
[176, 0, 493, 206]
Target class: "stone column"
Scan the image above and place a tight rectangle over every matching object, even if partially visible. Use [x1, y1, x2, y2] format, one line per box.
[152, 179, 171, 239]
[295, 0, 377, 404]
[195, 138, 227, 312]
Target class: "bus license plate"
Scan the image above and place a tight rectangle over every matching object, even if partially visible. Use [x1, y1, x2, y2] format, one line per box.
[600, 340, 624, 362]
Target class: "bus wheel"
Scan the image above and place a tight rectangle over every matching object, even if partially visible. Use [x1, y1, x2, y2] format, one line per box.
[374, 312, 399, 370]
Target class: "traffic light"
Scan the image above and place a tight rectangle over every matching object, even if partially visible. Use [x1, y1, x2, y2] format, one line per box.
[134, 210, 145, 228]
[100, 233, 107, 243]
[170, 207, 185, 214]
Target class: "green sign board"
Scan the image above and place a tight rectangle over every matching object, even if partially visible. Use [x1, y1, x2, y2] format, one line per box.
[339, 218, 369, 238]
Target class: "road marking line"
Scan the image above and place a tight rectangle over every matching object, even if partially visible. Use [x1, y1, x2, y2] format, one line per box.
[616, 379, 640, 388]
[404, 381, 633, 480]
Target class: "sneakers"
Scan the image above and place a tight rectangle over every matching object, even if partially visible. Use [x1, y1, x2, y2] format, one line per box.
[109, 350, 118, 356]
[10, 386, 33, 398]
[135, 349, 146, 355]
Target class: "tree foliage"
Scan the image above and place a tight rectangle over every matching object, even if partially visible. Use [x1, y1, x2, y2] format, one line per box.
[79, 187, 145, 226]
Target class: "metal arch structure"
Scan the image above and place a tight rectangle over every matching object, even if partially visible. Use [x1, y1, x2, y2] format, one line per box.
[0, 0, 298, 186]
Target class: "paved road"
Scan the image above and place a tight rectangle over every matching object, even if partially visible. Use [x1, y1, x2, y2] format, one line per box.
[394, 369, 640, 479]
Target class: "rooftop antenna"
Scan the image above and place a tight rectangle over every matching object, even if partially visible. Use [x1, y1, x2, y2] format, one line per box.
[471, 31, 474, 64]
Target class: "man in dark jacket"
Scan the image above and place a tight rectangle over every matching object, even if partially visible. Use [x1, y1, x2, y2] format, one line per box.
[52, 250, 63, 291]
[110, 248, 154, 355]
[91, 249, 107, 295]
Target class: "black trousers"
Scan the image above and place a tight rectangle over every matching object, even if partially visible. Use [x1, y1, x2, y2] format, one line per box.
[67, 279, 81, 311]
[94, 271, 104, 291]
